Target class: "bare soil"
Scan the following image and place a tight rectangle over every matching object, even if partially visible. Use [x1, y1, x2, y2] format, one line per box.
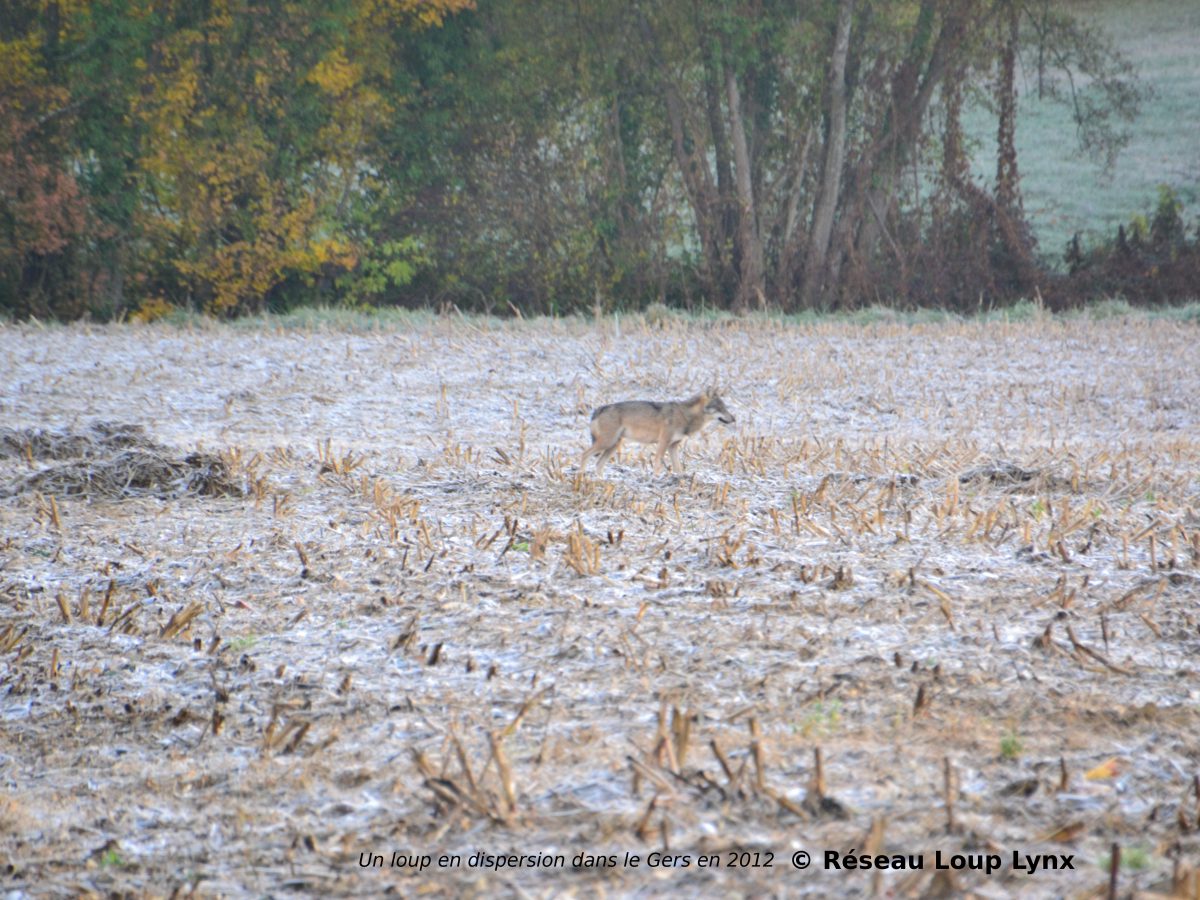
[1, 315, 1198, 898]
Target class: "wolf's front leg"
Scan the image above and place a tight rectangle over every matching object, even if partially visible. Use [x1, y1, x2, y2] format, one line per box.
[652, 438, 671, 475]
[668, 442, 684, 474]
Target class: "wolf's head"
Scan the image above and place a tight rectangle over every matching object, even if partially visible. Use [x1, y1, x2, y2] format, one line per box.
[704, 392, 735, 425]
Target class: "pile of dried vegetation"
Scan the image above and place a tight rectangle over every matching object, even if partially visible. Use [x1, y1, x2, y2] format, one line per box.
[0, 422, 247, 500]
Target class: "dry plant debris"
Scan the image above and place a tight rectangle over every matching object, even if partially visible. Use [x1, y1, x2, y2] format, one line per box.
[0, 421, 149, 460]
[0, 423, 248, 500]
[0, 315, 1198, 897]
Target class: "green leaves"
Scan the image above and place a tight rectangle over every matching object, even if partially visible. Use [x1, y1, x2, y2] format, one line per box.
[1, 0, 471, 319]
[0, 0, 1170, 319]
[339, 237, 427, 307]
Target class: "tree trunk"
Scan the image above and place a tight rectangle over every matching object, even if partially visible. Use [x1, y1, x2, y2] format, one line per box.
[995, 0, 1021, 213]
[831, 1, 979, 305]
[636, 9, 726, 304]
[724, 64, 765, 311]
[799, 0, 853, 310]
[776, 123, 816, 293]
[699, 16, 736, 259]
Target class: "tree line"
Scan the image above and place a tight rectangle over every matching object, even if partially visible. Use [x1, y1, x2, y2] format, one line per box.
[2, 0, 1187, 321]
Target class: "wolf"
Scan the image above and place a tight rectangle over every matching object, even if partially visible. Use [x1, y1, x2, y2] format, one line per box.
[580, 390, 735, 475]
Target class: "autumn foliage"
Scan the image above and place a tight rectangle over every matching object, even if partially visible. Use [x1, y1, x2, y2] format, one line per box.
[1, 0, 470, 319]
[0, 1, 1190, 319]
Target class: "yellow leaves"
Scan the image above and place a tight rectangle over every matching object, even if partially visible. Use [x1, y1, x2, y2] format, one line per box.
[134, 48, 203, 160]
[0, 33, 72, 134]
[356, 0, 476, 30]
[115, 0, 473, 315]
[38, 0, 90, 18]
[206, 11, 235, 33]
[34, 0, 93, 42]
[130, 12, 368, 315]
[308, 47, 363, 98]
[161, 64, 200, 121]
[407, 0, 475, 29]
[167, 182, 358, 315]
[0, 36, 46, 95]
[309, 45, 390, 167]
[310, 238, 358, 271]
[130, 296, 176, 323]
[1, 0, 479, 318]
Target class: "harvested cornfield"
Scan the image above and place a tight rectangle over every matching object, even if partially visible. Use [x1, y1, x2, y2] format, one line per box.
[1, 314, 1198, 898]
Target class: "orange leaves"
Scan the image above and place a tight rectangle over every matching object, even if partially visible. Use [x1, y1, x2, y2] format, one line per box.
[0, 127, 88, 262]
[0, 30, 88, 270]
[1084, 757, 1124, 781]
[3, 0, 472, 317]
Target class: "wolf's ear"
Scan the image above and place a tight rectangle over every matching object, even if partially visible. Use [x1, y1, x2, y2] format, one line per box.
[707, 383, 721, 397]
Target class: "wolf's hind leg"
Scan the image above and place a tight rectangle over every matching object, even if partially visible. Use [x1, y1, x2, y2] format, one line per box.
[594, 428, 624, 473]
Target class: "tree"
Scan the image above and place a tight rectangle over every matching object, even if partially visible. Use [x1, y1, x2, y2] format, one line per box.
[1, 0, 472, 319]
[0, 1, 91, 317]
[0, 0, 1149, 319]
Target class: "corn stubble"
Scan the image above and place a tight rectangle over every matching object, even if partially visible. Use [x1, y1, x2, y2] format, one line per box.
[0, 315, 1198, 896]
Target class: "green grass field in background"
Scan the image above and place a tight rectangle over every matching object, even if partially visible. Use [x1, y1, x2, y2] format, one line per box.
[964, 0, 1200, 265]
